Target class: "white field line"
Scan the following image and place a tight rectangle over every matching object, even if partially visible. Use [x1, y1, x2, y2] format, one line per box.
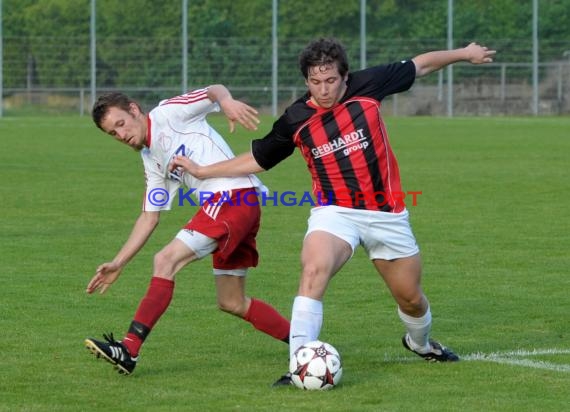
[463, 348, 570, 358]
[386, 348, 570, 373]
[462, 348, 570, 373]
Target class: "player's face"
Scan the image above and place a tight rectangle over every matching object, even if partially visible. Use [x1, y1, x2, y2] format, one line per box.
[305, 63, 348, 109]
[100, 104, 147, 151]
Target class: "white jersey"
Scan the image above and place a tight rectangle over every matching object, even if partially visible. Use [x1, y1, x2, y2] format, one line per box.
[141, 88, 265, 212]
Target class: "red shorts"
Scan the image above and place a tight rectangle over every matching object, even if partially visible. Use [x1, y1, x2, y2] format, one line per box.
[184, 188, 260, 270]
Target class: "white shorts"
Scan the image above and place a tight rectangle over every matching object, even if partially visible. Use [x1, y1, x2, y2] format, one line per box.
[305, 205, 419, 260]
[175, 229, 247, 277]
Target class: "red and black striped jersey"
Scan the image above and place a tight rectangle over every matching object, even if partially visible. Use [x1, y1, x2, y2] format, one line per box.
[252, 60, 416, 212]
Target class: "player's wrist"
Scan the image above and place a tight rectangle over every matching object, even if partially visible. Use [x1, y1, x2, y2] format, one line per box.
[111, 258, 127, 269]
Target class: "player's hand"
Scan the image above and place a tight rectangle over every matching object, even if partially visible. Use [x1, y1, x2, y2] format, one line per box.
[86, 262, 123, 294]
[169, 155, 201, 177]
[219, 98, 260, 133]
[465, 42, 496, 64]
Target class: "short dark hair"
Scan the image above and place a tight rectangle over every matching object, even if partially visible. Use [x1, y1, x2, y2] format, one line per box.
[298, 38, 349, 79]
[91, 92, 142, 130]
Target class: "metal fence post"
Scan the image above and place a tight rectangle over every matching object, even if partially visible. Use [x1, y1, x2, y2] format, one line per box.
[532, 0, 539, 115]
[0, 0, 3, 117]
[271, 0, 278, 117]
[500, 63, 506, 102]
[182, 0, 188, 94]
[90, 0, 96, 111]
[447, 0, 454, 118]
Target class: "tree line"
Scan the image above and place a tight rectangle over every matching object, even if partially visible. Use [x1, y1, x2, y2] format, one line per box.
[3, 0, 569, 90]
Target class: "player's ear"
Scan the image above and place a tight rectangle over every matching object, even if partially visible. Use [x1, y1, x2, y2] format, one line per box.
[128, 102, 141, 116]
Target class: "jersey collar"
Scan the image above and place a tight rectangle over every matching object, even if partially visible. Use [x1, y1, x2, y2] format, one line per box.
[145, 115, 152, 148]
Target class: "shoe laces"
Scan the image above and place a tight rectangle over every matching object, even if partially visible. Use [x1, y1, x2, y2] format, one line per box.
[102, 332, 137, 362]
[428, 340, 445, 355]
[102, 332, 122, 346]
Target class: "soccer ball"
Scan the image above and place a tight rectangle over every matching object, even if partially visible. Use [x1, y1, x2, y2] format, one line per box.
[289, 340, 343, 390]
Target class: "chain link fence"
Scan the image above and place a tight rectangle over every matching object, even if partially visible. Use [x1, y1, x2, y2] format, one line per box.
[2, 35, 570, 116]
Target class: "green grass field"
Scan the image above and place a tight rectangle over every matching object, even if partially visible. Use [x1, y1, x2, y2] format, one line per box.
[1, 114, 569, 411]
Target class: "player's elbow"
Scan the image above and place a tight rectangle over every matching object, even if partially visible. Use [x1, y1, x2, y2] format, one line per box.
[141, 211, 160, 228]
[413, 62, 433, 78]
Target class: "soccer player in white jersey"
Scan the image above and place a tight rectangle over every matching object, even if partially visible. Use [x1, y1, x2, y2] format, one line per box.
[84, 85, 290, 375]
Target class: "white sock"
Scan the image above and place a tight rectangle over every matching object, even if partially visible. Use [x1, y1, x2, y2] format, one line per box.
[290, 296, 323, 359]
[398, 306, 432, 353]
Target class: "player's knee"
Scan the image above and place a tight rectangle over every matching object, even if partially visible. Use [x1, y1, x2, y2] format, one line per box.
[298, 264, 330, 298]
[398, 294, 427, 315]
[153, 249, 174, 275]
[217, 298, 245, 317]
[301, 261, 327, 280]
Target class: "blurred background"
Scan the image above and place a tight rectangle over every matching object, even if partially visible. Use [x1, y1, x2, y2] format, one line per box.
[1, 0, 568, 117]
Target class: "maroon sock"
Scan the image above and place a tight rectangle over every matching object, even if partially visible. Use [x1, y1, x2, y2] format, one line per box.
[122, 277, 175, 356]
[243, 298, 290, 343]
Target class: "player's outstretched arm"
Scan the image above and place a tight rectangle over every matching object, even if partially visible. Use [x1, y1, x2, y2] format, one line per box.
[86, 261, 123, 295]
[86, 211, 159, 294]
[413, 42, 496, 77]
[170, 152, 264, 180]
[207, 84, 260, 133]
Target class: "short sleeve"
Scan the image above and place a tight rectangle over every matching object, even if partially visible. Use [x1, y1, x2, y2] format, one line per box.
[251, 117, 296, 170]
[349, 60, 416, 101]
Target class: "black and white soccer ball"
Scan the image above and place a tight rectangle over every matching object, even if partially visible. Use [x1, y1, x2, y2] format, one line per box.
[289, 340, 343, 390]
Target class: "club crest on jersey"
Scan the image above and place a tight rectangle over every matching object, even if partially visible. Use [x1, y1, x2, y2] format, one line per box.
[311, 128, 368, 159]
[173, 144, 194, 158]
[168, 144, 194, 182]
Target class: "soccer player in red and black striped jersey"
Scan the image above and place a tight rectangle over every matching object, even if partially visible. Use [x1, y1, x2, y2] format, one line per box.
[171, 38, 496, 384]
